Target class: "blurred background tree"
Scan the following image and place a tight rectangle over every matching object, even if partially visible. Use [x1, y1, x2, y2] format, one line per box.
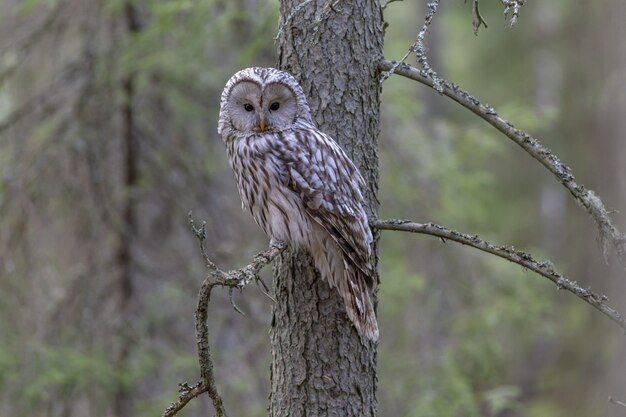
[0, 0, 624, 416]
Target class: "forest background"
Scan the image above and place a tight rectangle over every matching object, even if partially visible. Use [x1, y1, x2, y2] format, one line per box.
[1, 0, 625, 416]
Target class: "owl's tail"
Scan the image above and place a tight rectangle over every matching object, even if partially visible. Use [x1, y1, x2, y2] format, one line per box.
[340, 262, 379, 342]
[311, 233, 379, 342]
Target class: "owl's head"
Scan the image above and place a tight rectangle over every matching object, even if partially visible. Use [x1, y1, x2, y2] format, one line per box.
[218, 67, 313, 138]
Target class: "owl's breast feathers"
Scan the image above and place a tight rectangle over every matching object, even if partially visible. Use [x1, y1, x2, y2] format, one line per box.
[226, 131, 311, 245]
[226, 128, 373, 282]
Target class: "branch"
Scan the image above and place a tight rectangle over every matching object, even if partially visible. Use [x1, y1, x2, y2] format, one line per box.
[378, 59, 626, 268]
[163, 381, 208, 417]
[380, 0, 442, 89]
[381, 0, 403, 11]
[609, 396, 626, 408]
[163, 213, 286, 417]
[502, 0, 527, 27]
[372, 219, 626, 332]
[466, 0, 488, 35]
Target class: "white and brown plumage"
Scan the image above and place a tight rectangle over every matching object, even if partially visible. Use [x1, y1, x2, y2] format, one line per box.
[218, 67, 378, 341]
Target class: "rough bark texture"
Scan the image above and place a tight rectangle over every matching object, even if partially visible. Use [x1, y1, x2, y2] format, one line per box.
[271, 1, 384, 416]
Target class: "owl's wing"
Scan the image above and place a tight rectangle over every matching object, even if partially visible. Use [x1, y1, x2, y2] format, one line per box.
[277, 128, 374, 287]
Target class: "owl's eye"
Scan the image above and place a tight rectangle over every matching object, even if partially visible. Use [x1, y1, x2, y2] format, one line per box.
[244, 103, 254, 112]
[269, 102, 280, 111]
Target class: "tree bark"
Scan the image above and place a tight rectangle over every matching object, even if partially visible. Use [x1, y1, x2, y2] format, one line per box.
[271, 1, 383, 416]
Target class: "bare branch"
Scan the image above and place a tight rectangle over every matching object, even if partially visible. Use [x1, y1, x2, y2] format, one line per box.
[380, 0, 442, 90]
[228, 287, 247, 316]
[188, 213, 217, 271]
[255, 275, 276, 302]
[372, 219, 626, 332]
[164, 214, 287, 417]
[466, 0, 488, 34]
[378, 59, 626, 268]
[609, 396, 626, 408]
[381, 0, 403, 11]
[502, 0, 527, 27]
[163, 381, 208, 417]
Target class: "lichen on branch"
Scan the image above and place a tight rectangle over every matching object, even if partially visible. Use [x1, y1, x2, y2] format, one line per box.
[378, 59, 626, 269]
[372, 219, 626, 332]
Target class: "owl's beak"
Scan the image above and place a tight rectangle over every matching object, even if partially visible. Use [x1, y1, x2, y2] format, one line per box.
[259, 119, 266, 132]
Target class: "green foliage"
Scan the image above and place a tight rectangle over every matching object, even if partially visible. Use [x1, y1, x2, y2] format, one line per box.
[406, 361, 479, 417]
[378, 4, 567, 416]
[379, 243, 552, 416]
[15, 0, 57, 14]
[0, 0, 279, 414]
[0, 347, 16, 390]
[2, 1, 620, 417]
[483, 385, 522, 415]
[16, 345, 120, 410]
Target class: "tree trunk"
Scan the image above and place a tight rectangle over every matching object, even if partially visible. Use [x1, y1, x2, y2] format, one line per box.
[113, 4, 142, 416]
[270, 1, 383, 416]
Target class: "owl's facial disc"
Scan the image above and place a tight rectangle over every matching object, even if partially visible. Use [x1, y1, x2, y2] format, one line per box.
[226, 80, 299, 134]
[227, 81, 263, 133]
[261, 83, 298, 132]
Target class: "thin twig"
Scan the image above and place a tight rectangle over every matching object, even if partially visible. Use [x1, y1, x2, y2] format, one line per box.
[378, 49, 413, 84]
[414, 0, 442, 92]
[466, 0, 488, 35]
[163, 214, 287, 417]
[188, 212, 217, 270]
[381, 0, 403, 11]
[228, 287, 246, 317]
[163, 381, 208, 417]
[380, 0, 442, 89]
[372, 219, 626, 332]
[609, 396, 626, 408]
[255, 275, 276, 303]
[378, 59, 626, 268]
[502, 0, 527, 27]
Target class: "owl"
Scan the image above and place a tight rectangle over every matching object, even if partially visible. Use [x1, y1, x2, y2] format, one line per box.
[218, 67, 378, 341]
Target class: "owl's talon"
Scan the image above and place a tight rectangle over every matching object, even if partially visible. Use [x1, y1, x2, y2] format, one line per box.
[270, 239, 286, 250]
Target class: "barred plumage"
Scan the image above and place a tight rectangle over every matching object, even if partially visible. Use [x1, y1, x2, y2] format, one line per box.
[218, 67, 378, 341]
